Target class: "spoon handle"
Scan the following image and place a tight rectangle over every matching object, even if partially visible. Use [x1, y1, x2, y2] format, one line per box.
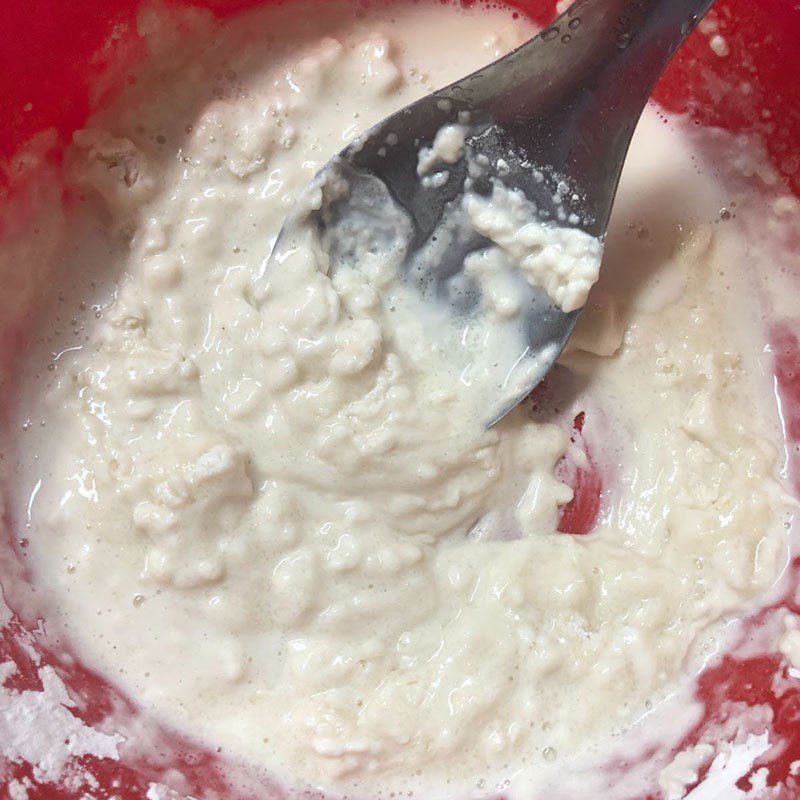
[458, 0, 717, 232]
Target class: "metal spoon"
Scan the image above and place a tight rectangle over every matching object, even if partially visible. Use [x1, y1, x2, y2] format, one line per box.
[270, 0, 715, 425]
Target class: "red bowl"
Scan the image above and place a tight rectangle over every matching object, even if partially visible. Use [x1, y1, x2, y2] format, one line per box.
[1, 2, 799, 798]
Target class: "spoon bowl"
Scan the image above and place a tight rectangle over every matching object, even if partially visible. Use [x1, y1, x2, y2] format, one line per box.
[270, 0, 716, 424]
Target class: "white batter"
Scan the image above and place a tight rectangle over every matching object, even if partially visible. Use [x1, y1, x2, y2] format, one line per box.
[3, 1, 795, 798]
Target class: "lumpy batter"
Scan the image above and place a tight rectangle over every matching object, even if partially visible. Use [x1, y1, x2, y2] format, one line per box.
[3, 1, 795, 798]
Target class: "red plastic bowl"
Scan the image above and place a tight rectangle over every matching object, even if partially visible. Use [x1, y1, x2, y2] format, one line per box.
[1, 2, 799, 798]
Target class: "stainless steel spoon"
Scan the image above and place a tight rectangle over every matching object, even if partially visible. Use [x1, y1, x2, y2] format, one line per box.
[270, 0, 715, 424]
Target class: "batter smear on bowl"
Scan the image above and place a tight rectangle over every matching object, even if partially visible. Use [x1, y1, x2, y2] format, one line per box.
[2, 1, 798, 798]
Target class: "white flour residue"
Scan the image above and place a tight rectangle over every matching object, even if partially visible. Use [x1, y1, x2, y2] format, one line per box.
[682, 732, 773, 799]
[147, 782, 194, 800]
[417, 124, 467, 174]
[0, 661, 124, 783]
[8, 779, 31, 800]
[660, 743, 715, 800]
[464, 180, 602, 313]
[709, 34, 729, 58]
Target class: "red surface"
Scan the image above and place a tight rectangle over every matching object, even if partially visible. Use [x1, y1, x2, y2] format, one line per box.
[1, 1, 800, 798]
[557, 411, 604, 535]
